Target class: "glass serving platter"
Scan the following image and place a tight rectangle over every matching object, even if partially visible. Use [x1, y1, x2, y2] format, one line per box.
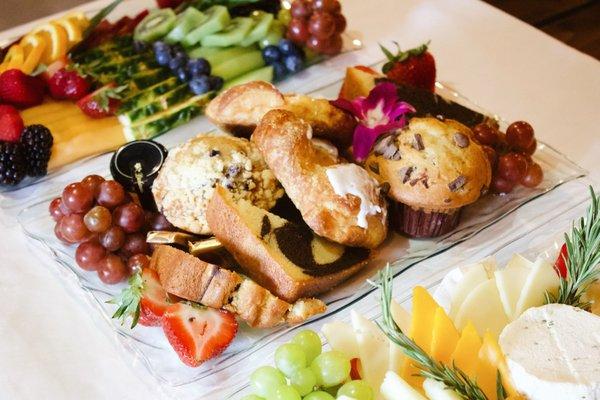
[16, 72, 587, 398]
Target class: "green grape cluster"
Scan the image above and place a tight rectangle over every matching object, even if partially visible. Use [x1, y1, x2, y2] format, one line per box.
[243, 329, 374, 400]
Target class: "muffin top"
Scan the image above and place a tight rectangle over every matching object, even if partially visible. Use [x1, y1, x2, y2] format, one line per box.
[365, 117, 491, 211]
[152, 132, 284, 235]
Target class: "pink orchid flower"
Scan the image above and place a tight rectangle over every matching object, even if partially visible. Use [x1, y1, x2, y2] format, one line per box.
[332, 82, 415, 161]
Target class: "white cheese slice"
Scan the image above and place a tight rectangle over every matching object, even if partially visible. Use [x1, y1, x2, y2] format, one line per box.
[351, 311, 389, 397]
[514, 257, 560, 317]
[449, 260, 494, 319]
[500, 304, 600, 400]
[455, 278, 510, 337]
[389, 300, 411, 372]
[380, 371, 428, 400]
[422, 378, 463, 400]
[321, 321, 359, 359]
[495, 254, 534, 320]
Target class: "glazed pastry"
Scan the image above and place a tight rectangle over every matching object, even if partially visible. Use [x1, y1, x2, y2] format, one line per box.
[252, 109, 388, 249]
[365, 117, 492, 237]
[206, 186, 370, 303]
[152, 132, 283, 235]
[205, 81, 356, 146]
[150, 244, 326, 328]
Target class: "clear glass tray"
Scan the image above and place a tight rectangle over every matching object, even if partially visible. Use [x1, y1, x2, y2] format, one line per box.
[16, 74, 587, 398]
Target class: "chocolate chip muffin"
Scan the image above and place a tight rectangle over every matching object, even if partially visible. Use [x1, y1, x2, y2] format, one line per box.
[152, 133, 284, 235]
[365, 117, 491, 238]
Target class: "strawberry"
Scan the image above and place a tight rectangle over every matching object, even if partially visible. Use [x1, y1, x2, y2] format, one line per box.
[40, 56, 69, 82]
[162, 303, 238, 367]
[354, 65, 378, 75]
[48, 68, 91, 101]
[77, 83, 126, 118]
[110, 268, 171, 328]
[381, 41, 436, 92]
[350, 357, 362, 380]
[0, 105, 25, 142]
[0, 69, 45, 108]
[554, 243, 568, 279]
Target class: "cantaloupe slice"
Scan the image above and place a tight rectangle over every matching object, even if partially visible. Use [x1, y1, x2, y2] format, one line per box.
[514, 257, 560, 317]
[380, 371, 428, 400]
[450, 322, 482, 377]
[449, 262, 492, 319]
[351, 311, 389, 393]
[455, 279, 510, 338]
[422, 378, 462, 400]
[479, 332, 519, 398]
[389, 300, 411, 373]
[430, 307, 460, 365]
[322, 321, 359, 359]
[338, 66, 379, 101]
[495, 254, 533, 320]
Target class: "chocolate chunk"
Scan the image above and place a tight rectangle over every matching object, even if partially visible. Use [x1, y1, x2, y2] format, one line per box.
[369, 163, 380, 174]
[373, 135, 395, 156]
[399, 166, 414, 183]
[422, 178, 429, 189]
[413, 133, 425, 150]
[209, 149, 220, 157]
[448, 175, 467, 191]
[383, 146, 402, 161]
[453, 132, 469, 148]
[260, 215, 271, 238]
[409, 178, 420, 186]
[380, 182, 391, 195]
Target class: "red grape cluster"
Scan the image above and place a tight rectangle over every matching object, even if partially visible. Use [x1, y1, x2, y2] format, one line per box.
[472, 120, 544, 194]
[49, 175, 173, 284]
[288, 0, 346, 55]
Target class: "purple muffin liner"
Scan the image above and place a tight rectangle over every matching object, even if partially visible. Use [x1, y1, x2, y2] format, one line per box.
[391, 202, 462, 238]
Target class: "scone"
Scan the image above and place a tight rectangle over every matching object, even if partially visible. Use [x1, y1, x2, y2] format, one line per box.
[365, 117, 491, 238]
[206, 186, 370, 302]
[152, 132, 284, 235]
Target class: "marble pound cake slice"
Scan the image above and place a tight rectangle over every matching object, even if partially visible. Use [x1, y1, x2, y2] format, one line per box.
[206, 186, 371, 303]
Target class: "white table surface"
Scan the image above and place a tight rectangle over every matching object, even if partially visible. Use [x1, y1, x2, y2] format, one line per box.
[0, 0, 598, 399]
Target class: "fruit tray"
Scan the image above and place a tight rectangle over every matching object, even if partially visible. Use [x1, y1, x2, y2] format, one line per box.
[17, 73, 586, 398]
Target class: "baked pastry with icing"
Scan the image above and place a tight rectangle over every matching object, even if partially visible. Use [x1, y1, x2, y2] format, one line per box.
[205, 81, 356, 146]
[252, 109, 388, 249]
[365, 117, 491, 237]
[206, 186, 370, 302]
[152, 132, 283, 235]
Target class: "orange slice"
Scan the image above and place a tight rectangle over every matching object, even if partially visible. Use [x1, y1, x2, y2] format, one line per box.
[63, 12, 90, 30]
[3, 44, 25, 71]
[32, 22, 68, 64]
[20, 33, 47, 74]
[54, 18, 83, 48]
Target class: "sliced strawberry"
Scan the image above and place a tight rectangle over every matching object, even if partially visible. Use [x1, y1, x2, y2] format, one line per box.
[76, 83, 125, 118]
[48, 68, 90, 101]
[0, 104, 24, 142]
[162, 303, 238, 367]
[0, 69, 45, 108]
[350, 357, 362, 380]
[554, 243, 568, 279]
[41, 56, 69, 82]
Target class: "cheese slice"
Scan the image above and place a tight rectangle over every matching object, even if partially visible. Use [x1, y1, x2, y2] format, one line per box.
[322, 321, 359, 359]
[451, 322, 482, 377]
[514, 258, 560, 317]
[422, 378, 462, 400]
[380, 371, 428, 400]
[449, 262, 491, 319]
[455, 279, 510, 338]
[389, 300, 411, 373]
[479, 332, 518, 397]
[500, 304, 600, 400]
[430, 307, 460, 365]
[495, 254, 533, 319]
[351, 311, 389, 393]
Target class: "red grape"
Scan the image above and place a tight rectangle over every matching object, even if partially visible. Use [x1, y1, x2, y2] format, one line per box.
[146, 212, 174, 231]
[60, 213, 91, 243]
[481, 145, 498, 169]
[521, 162, 543, 188]
[127, 254, 150, 274]
[122, 233, 149, 257]
[491, 175, 515, 194]
[497, 153, 528, 183]
[84, 205, 112, 233]
[313, 0, 338, 12]
[472, 123, 499, 147]
[308, 12, 336, 39]
[113, 202, 145, 233]
[321, 33, 342, 55]
[306, 35, 328, 53]
[506, 121, 535, 151]
[96, 180, 126, 209]
[80, 175, 105, 197]
[99, 226, 126, 252]
[62, 182, 94, 214]
[49, 197, 64, 221]
[54, 219, 70, 243]
[75, 241, 106, 271]
[97, 254, 128, 284]
[290, 0, 312, 19]
[287, 18, 310, 43]
[333, 13, 346, 33]
[523, 138, 537, 155]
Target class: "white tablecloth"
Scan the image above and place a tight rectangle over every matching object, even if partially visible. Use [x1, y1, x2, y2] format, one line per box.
[0, 0, 598, 399]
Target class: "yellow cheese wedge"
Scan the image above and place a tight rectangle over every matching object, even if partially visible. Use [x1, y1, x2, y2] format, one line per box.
[380, 371, 428, 400]
[455, 279, 510, 338]
[494, 254, 533, 320]
[514, 257, 560, 317]
[389, 300, 411, 373]
[321, 321, 359, 359]
[450, 322, 482, 377]
[351, 311, 389, 393]
[479, 332, 518, 397]
[474, 350, 497, 400]
[430, 306, 460, 365]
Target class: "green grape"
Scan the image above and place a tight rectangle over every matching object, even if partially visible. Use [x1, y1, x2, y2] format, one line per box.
[310, 351, 351, 388]
[277, 8, 292, 26]
[337, 380, 374, 400]
[250, 366, 286, 398]
[291, 330, 322, 363]
[289, 367, 317, 396]
[275, 343, 307, 377]
[240, 395, 264, 400]
[303, 391, 335, 400]
[272, 385, 301, 400]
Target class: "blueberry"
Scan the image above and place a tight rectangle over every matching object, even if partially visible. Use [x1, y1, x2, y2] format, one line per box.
[168, 54, 187, 71]
[278, 39, 297, 55]
[152, 41, 169, 53]
[284, 55, 304, 74]
[208, 75, 224, 91]
[188, 58, 211, 77]
[176, 67, 190, 82]
[155, 51, 171, 66]
[262, 45, 282, 64]
[271, 61, 288, 81]
[189, 76, 211, 95]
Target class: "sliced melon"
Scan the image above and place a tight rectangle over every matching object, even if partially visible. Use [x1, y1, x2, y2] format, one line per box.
[389, 300, 411, 373]
[455, 278, 510, 338]
[351, 311, 389, 392]
[449, 262, 492, 319]
[223, 65, 274, 90]
[380, 371, 428, 400]
[321, 321, 359, 359]
[514, 257, 560, 317]
[495, 254, 534, 320]
[422, 378, 462, 400]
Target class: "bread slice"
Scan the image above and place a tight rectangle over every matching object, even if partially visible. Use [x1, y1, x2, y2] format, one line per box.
[150, 244, 325, 328]
[206, 186, 370, 302]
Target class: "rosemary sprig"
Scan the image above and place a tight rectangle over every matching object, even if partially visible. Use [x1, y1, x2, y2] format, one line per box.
[376, 265, 488, 400]
[547, 186, 600, 309]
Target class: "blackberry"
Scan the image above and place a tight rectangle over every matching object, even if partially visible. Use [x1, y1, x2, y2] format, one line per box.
[20, 124, 53, 177]
[0, 142, 26, 186]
